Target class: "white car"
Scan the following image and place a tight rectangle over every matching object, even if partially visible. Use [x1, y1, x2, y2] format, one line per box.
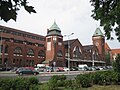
[63, 67, 69, 71]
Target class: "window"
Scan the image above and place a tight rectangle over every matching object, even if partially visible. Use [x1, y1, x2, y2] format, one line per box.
[5, 45, 8, 53]
[0, 58, 2, 64]
[58, 38, 62, 42]
[13, 59, 15, 64]
[0, 45, 3, 53]
[57, 50, 63, 57]
[14, 47, 22, 54]
[27, 48, 34, 56]
[38, 50, 45, 57]
[38, 44, 44, 47]
[73, 46, 82, 58]
[47, 38, 51, 42]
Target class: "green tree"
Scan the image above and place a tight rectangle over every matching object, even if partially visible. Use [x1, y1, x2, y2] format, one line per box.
[0, 0, 36, 22]
[90, 0, 120, 41]
[112, 54, 120, 73]
[105, 52, 111, 65]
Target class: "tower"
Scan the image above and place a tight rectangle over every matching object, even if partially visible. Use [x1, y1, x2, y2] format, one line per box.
[92, 28, 105, 61]
[45, 21, 65, 67]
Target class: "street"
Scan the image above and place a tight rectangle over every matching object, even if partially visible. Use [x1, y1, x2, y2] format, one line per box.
[0, 71, 88, 82]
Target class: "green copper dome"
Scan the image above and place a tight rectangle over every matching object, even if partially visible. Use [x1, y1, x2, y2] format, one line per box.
[49, 21, 61, 31]
[47, 21, 62, 36]
[93, 28, 104, 36]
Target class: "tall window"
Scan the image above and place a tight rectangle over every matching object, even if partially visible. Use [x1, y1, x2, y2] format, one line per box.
[38, 50, 45, 58]
[0, 58, 2, 64]
[73, 46, 82, 58]
[47, 38, 51, 42]
[0, 45, 3, 53]
[57, 50, 63, 57]
[27, 48, 34, 56]
[5, 45, 8, 53]
[14, 47, 22, 54]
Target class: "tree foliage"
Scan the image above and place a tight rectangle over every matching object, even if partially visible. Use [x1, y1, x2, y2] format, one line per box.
[105, 53, 111, 65]
[112, 54, 120, 73]
[90, 0, 120, 42]
[0, 0, 36, 22]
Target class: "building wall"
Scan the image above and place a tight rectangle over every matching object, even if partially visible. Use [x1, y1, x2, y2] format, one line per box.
[46, 36, 65, 67]
[0, 25, 45, 67]
[92, 36, 105, 61]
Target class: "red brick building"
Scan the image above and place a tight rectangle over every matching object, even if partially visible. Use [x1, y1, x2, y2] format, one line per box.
[0, 25, 45, 68]
[0, 22, 106, 68]
[105, 43, 120, 62]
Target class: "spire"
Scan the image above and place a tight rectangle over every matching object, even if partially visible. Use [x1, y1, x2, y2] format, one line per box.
[93, 28, 104, 36]
[49, 21, 61, 31]
[47, 21, 62, 36]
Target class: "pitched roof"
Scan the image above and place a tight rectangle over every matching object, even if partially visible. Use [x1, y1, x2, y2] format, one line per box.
[105, 43, 111, 51]
[93, 28, 104, 36]
[111, 49, 120, 55]
[63, 39, 77, 45]
[83, 45, 94, 50]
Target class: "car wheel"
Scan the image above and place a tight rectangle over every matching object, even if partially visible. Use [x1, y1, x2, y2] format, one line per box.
[34, 73, 37, 75]
[19, 72, 23, 75]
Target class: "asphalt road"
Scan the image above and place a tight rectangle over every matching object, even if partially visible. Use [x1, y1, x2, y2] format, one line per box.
[0, 71, 86, 82]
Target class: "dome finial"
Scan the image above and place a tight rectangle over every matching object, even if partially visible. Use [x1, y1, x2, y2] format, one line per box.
[49, 20, 60, 31]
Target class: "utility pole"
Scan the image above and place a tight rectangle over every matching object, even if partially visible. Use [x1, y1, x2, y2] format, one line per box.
[64, 33, 74, 74]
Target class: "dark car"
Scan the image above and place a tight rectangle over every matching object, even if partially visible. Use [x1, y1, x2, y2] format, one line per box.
[70, 67, 78, 71]
[16, 68, 39, 75]
[0, 67, 11, 71]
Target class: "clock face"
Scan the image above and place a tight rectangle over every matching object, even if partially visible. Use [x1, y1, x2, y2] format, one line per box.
[95, 42, 99, 46]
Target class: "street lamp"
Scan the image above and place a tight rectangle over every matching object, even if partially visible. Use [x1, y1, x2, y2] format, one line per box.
[0, 30, 2, 64]
[92, 51, 95, 67]
[64, 33, 74, 74]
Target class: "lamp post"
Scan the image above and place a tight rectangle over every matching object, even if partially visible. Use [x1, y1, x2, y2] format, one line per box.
[64, 33, 74, 74]
[92, 51, 95, 67]
[0, 30, 2, 64]
[53, 37, 57, 72]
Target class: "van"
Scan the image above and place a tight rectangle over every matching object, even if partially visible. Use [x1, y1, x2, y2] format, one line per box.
[78, 64, 88, 71]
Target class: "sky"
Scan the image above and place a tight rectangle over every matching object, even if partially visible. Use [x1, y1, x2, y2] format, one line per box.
[0, 0, 120, 49]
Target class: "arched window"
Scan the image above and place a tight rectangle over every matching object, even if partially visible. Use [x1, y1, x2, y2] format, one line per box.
[73, 46, 82, 58]
[38, 50, 45, 57]
[27, 49, 34, 56]
[14, 47, 22, 54]
[57, 50, 63, 57]
[5, 45, 8, 53]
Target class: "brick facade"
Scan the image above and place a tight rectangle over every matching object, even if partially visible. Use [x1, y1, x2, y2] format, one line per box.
[0, 24, 106, 68]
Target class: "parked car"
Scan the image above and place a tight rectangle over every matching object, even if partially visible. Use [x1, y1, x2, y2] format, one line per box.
[35, 67, 45, 72]
[0, 67, 11, 71]
[46, 67, 53, 72]
[63, 67, 69, 71]
[25, 67, 35, 70]
[57, 67, 64, 72]
[16, 68, 39, 75]
[16, 67, 25, 74]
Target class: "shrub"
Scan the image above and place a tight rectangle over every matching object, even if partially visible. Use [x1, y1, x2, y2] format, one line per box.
[92, 71, 113, 85]
[111, 72, 120, 85]
[75, 73, 92, 88]
[0, 77, 39, 90]
[57, 75, 66, 87]
[48, 75, 58, 90]
[48, 75, 67, 90]
[0, 78, 12, 90]
[64, 80, 78, 90]
[27, 77, 39, 85]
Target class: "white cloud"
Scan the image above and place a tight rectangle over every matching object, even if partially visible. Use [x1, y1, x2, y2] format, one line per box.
[0, 0, 119, 48]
